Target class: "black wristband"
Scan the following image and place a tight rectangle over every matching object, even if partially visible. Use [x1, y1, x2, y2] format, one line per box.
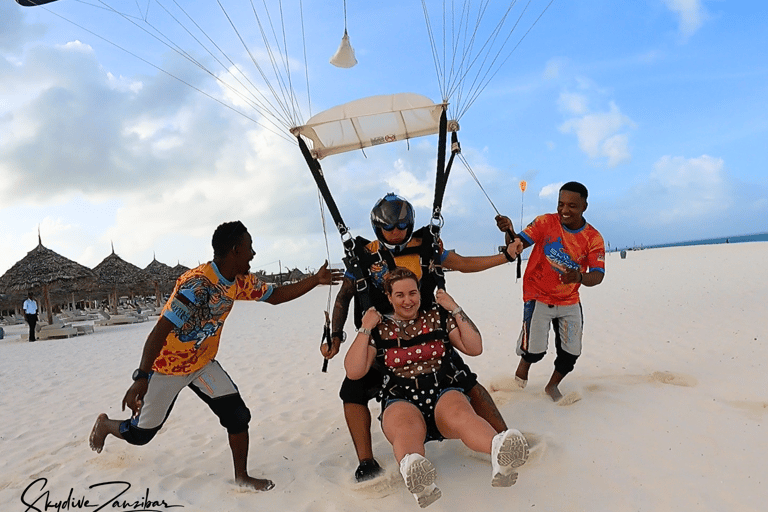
[332, 331, 346, 342]
[500, 245, 515, 263]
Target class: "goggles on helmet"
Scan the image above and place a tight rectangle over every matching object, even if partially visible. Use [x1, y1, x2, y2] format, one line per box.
[381, 221, 411, 231]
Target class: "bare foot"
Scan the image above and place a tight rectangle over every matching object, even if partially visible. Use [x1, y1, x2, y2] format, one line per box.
[89, 413, 109, 453]
[515, 359, 531, 383]
[236, 475, 275, 492]
[545, 385, 563, 402]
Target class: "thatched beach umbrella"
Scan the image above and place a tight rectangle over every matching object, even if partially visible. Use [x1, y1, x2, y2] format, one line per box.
[0, 234, 96, 324]
[171, 263, 190, 279]
[93, 244, 152, 314]
[144, 257, 177, 307]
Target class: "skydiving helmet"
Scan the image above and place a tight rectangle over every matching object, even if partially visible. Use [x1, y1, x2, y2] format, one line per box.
[370, 193, 415, 253]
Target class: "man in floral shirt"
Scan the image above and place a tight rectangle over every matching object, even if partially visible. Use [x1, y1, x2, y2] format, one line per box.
[89, 221, 342, 491]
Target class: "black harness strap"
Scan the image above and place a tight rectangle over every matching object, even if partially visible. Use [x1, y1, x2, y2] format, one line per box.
[428, 112, 461, 291]
[298, 136, 373, 370]
[372, 307, 453, 396]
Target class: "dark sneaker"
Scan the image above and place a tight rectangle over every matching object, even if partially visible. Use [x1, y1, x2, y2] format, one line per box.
[355, 459, 384, 482]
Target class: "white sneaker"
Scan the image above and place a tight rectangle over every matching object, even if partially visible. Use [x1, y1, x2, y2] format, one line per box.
[399, 453, 441, 508]
[491, 429, 529, 487]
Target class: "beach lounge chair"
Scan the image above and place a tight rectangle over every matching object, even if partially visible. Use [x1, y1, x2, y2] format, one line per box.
[38, 323, 78, 340]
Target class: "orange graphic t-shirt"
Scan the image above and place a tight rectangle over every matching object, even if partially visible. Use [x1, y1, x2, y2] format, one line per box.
[519, 213, 605, 306]
[153, 262, 273, 375]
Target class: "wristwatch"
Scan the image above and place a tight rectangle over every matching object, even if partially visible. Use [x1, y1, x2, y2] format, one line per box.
[332, 330, 346, 342]
[132, 369, 150, 381]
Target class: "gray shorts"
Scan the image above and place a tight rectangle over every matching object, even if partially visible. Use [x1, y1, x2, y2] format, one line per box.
[517, 300, 583, 357]
[135, 359, 239, 430]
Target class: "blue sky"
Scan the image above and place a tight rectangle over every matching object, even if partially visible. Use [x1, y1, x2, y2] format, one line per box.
[1, 0, 766, 277]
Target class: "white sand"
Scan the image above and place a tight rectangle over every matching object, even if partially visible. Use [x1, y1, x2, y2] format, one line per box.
[1, 242, 766, 511]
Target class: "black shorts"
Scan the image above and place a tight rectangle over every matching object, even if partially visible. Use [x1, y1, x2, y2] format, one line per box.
[339, 368, 385, 405]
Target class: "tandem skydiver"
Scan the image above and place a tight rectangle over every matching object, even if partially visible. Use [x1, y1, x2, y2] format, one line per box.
[321, 193, 522, 481]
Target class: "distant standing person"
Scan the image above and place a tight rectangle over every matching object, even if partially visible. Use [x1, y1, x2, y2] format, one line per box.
[89, 221, 343, 490]
[496, 182, 605, 402]
[23, 292, 38, 342]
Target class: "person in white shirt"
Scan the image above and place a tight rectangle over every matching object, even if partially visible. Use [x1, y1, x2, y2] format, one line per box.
[23, 292, 38, 342]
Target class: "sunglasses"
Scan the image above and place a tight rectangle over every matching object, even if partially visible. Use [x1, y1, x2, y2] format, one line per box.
[382, 221, 410, 231]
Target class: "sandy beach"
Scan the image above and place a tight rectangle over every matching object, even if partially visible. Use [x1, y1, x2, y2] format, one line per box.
[1, 242, 766, 511]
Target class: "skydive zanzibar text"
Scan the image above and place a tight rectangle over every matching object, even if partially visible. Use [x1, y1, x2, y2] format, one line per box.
[20, 478, 184, 512]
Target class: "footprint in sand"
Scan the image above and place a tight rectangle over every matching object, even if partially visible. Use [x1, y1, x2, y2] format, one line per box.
[556, 391, 582, 406]
[488, 374, 529, 405]
[724, 400, 768, 420]
[30, 463, 61, 480]
[315, 454, 401, 499]
[650, 371, 698, 387]
[489, 374, 527, 393]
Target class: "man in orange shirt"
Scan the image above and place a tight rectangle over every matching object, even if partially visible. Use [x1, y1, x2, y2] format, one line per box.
[497, 182, 605, 402]
[89, 221, 342, 491]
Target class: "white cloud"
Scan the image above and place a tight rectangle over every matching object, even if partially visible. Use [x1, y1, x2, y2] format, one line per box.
[559, 101, 635, 167]
[647, 154, 729, 223]
[558, 91, 589, 116]
[540, 182, 563, 199]
[662, 0, 708, 38]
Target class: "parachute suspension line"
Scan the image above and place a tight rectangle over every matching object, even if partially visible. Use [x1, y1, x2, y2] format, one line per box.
[41, 2, 292, 144]
[164, 0, 293, 121]
[445, 0, 490, 118]
[443, 0, 524, 120]
[422, 0, 555, 122]
[81, 1, 296, 144]
[233, 0, 303, 129]
[456, 0, 556, 120]
[457, 154, 501, 216]
[316, 189, 332, 293]
[299, 0, 312, 118]
[421, 1, 446, 101]
[154, 0, 299, 131]
[449, 0, 517, 120]
[458, 152, 523, 278]
[273, 0, 305, 128]
[135, 0, 151, 20]
[154, 1, 292, 130]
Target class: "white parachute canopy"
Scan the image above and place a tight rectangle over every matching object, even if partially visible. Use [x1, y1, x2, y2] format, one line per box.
[291, 93, 458, 160]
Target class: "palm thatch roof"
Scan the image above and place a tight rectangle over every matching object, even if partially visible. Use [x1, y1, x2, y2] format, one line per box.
[144, 257, 177, 286]
[0, 235, 96, 322]
[0, 236, 96, 293]
[93, 246, 152, 294]
[171, 263, 190, 279]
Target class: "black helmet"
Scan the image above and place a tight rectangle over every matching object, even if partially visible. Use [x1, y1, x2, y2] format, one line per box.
[370, 193, 415, 253]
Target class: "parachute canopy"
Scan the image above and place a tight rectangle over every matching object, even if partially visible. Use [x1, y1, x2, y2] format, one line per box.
[291, 93, 458, 160]
[15, 0, 59, 5]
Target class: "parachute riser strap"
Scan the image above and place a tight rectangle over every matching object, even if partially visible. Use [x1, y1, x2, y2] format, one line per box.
[298, 135, 358, 370]
[297, 136, 349, 239]
[433, 131, 460, 218]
